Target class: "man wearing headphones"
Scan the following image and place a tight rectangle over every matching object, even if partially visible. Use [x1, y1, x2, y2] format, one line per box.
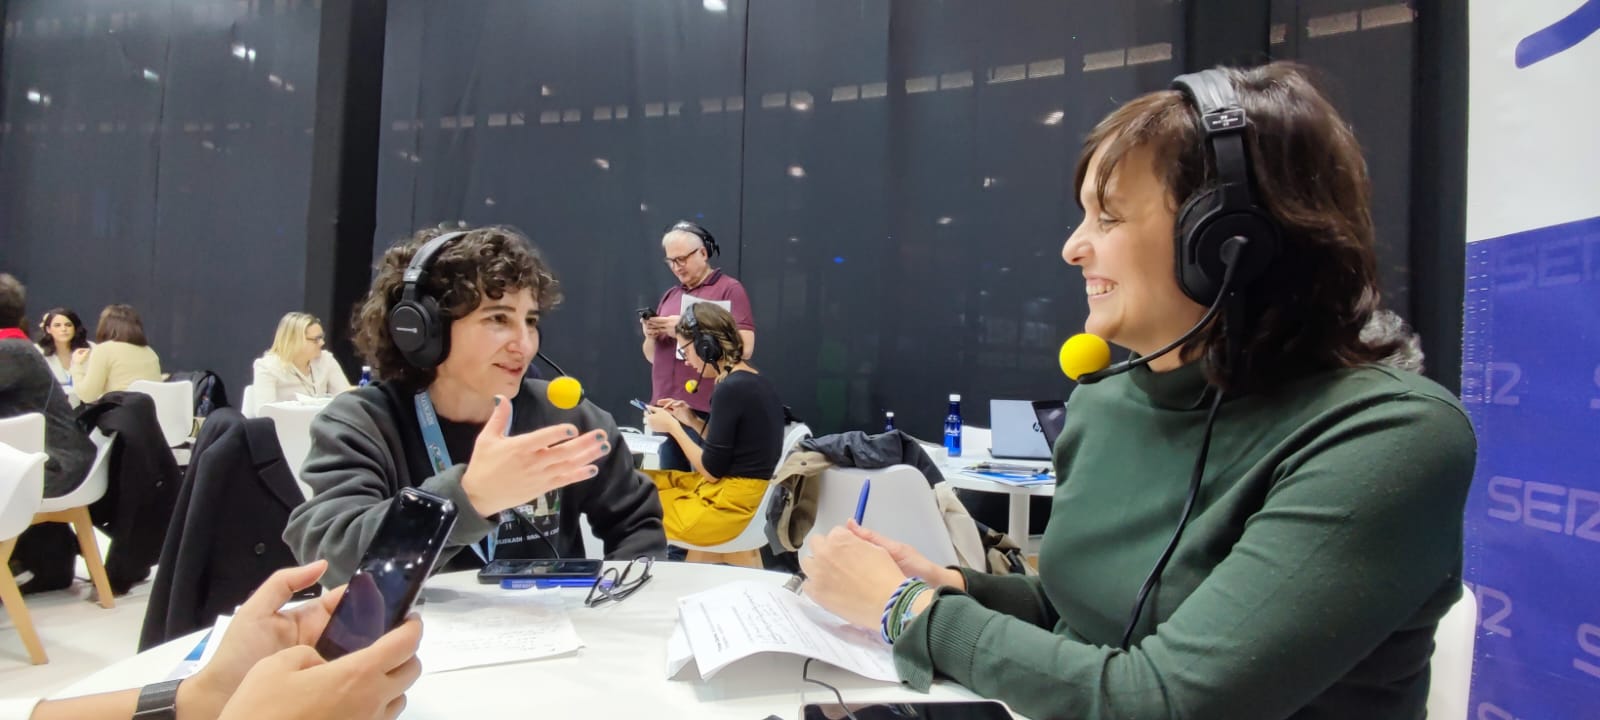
[640, 222, 755, 471]
[285, 226, 666, 588]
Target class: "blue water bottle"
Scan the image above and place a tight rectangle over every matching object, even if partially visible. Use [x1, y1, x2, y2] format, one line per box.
[943, 394, 963, 458]
[884, 411, 896, 432]
[359, 365, 372, 387]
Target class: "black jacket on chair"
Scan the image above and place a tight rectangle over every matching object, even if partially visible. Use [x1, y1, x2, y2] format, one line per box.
[139, 408, 310, 650]
[76, 391, 181, 593]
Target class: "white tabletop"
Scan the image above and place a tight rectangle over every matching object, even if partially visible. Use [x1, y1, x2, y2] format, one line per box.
[58, 563, 1001, 718]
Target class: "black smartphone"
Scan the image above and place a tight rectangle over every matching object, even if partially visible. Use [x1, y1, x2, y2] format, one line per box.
[314, 487, 458, 660]
[476, 558, 604, 583]
[637, 307, 657, 321]
[802, 701, 1012, 720]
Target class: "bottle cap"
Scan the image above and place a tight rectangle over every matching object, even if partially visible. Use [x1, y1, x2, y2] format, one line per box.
[949, 394, 961, 402]
[885, 411, 895, 417]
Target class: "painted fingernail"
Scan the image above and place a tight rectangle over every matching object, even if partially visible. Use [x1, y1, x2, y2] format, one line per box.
[600, 443, 611, 453]
[566, 428, 576, 437]
[494, 396, 501, 406]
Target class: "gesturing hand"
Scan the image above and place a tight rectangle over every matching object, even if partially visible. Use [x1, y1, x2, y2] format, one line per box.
[460, 395, 609, 516]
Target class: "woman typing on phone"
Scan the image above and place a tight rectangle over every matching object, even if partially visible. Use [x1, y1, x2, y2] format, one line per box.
[642, 302, 784, 557]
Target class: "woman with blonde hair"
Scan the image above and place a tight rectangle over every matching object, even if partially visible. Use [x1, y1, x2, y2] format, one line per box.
[252, 312, 352, 404]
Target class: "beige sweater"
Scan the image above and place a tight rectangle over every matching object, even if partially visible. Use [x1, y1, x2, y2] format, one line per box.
[252, 350, 353, 404]
[69, 340, 163, 403]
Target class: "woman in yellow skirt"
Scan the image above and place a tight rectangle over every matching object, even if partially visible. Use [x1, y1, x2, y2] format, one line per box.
[643, 303, 784, 550]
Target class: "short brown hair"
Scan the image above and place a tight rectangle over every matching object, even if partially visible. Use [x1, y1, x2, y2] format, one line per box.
[0, 273, 24, 329]
[1075, 62, 1399, 391]
[675, 302, 745, 368]
[352, 225, 563, 388]
[95, 304, 149, 346]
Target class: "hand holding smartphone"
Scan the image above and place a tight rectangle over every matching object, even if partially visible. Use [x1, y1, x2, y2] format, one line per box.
[314, 487, 458, 660]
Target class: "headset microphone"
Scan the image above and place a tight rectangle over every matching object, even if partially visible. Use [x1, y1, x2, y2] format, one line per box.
[1059, 237, 1248, 384]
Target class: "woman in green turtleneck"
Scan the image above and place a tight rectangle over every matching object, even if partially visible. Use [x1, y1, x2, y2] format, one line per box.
[797, 62, 1476, 720]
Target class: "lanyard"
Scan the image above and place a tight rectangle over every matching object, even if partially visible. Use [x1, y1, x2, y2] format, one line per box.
[414, 391, 499, 563]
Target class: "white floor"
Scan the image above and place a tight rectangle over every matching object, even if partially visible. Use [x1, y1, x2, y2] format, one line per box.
[0, 548, 153, 700]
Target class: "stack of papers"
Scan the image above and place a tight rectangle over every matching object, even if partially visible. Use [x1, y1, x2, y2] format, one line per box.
[961, 463, 1054, 486]
[416, 591, 583, 673]
[667, 580, 897, 682]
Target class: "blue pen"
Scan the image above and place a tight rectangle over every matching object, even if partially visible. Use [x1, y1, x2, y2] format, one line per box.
[853, 478, 871, 525]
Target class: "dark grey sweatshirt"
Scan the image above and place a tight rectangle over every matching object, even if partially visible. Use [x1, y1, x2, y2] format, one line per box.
[283, 378, 666, 587]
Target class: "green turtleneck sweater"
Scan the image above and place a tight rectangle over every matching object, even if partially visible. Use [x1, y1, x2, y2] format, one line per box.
[892, 362, 1476, 720]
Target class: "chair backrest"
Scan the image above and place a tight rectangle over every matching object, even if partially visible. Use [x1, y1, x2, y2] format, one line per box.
[1426, 584, 1478, 720]
[0, 442, 47, 539]
[128, 379, 195, 447]
[259, 402, 324, 482]
[803, 464, 959, 567]
[0, 412, 46, 454]
[240, 385, 260, 418]
[776, 422, 812, 476]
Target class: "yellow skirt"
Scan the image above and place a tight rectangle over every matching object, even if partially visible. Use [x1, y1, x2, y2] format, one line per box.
[647, 470, 768, 546]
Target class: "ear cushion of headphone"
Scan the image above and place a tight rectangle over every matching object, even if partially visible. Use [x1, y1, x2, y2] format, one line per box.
[389, 295, 447, 370]
[694, 331, 723, 364]
[1174, 188, 1280, 304]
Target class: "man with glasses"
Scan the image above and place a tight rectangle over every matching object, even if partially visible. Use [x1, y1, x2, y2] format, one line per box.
[640, 222, 755, 472]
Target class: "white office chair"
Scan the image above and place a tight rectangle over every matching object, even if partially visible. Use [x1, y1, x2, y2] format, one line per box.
[0, 413, 45, 454]
[31, 431, 117, 610]
[240, 384, 261, 418]
[803, 464, 959, 568]
[0, 443, 50, 664]
[1426, 584, 1478, 720]
[259, 401, 324, 486]
[676, 423, 812, 568]
[127, 379, 195, 450]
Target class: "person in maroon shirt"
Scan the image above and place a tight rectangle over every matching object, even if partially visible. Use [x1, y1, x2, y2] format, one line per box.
[639, 222, 755, 471]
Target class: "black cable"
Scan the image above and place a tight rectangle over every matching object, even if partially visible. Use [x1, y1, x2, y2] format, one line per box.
[802, 658, 862, 720]
[1119, 386, 1226, 650]
[535, 351, 568, 378]
[510, 505, 564, 559]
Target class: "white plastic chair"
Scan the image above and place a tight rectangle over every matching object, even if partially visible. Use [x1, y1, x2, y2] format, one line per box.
[803, 464, 959, 568]
[127, 379, 195, 449]
[676, 423, 811, 567]
[259, 401, 324, 485]
[1426, 584, 1478, 720]
[0, 413, 45, 454]
[240, 384, 261, 418]
[0, 442, 50, 664]
[30, 430, 117, 609]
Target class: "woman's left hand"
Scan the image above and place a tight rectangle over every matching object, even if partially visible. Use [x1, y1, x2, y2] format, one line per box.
[799, 526, 909, 630]
[643, 405, 680, 434]
[71, 348, 91, 365]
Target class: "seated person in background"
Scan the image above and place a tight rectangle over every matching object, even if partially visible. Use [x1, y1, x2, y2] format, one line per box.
[797, 63, 1476, 719]
[70, 303, 162, 403]
[0, 276, 93, 499]
[254, 311, 354, 403]
[0, 276, 96, 593]
[642, 302, 783, 548]
[285, 226, 666, 587]
[34, 307, 92, 403]
[0, 561, 420, 720]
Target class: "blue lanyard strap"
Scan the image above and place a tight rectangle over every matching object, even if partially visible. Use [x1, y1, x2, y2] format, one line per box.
[414, 391, 499, 562]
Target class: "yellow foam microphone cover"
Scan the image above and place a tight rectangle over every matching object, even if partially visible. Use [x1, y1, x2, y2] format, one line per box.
[685, 379, 700, 394]
[547, 376, 584, 410]
[1059, 333, 1112, 381]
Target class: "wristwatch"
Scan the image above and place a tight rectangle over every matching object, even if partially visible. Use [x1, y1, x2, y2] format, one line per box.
[133, 678, 183, 719]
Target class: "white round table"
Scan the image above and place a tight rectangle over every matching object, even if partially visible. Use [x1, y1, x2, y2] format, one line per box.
[57, 563, 1000, 718]
[926, 430, 1055, 552]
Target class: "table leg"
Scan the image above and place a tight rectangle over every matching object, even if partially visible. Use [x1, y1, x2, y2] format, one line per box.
[1007, 493, 1030, 548]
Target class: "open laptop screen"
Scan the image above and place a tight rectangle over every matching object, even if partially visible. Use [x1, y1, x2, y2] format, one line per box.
[1031, 400, 1067, 449]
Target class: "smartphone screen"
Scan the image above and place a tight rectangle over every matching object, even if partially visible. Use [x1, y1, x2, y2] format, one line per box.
[478, 558, 603, 581]
[802, 701, 1012, 720]
[314, 488, 458, 660]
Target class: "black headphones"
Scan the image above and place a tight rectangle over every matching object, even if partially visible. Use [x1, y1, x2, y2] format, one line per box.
[667, 221, 719, 258]
[681, 307, 725, 367]
[387, 230, 470, 370]
[1170, 69, 1281, 305]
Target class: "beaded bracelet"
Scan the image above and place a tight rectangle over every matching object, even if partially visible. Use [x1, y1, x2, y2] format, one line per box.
[880, 577, 920, 644]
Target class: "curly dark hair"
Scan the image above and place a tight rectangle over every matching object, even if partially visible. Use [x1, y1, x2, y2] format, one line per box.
[352, 225, 563, 388]
[1075, 62, 1400, 391]
[36, 307, 90, 355]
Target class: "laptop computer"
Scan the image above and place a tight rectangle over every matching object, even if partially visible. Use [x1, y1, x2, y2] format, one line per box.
[988, 399, 1068, 460]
